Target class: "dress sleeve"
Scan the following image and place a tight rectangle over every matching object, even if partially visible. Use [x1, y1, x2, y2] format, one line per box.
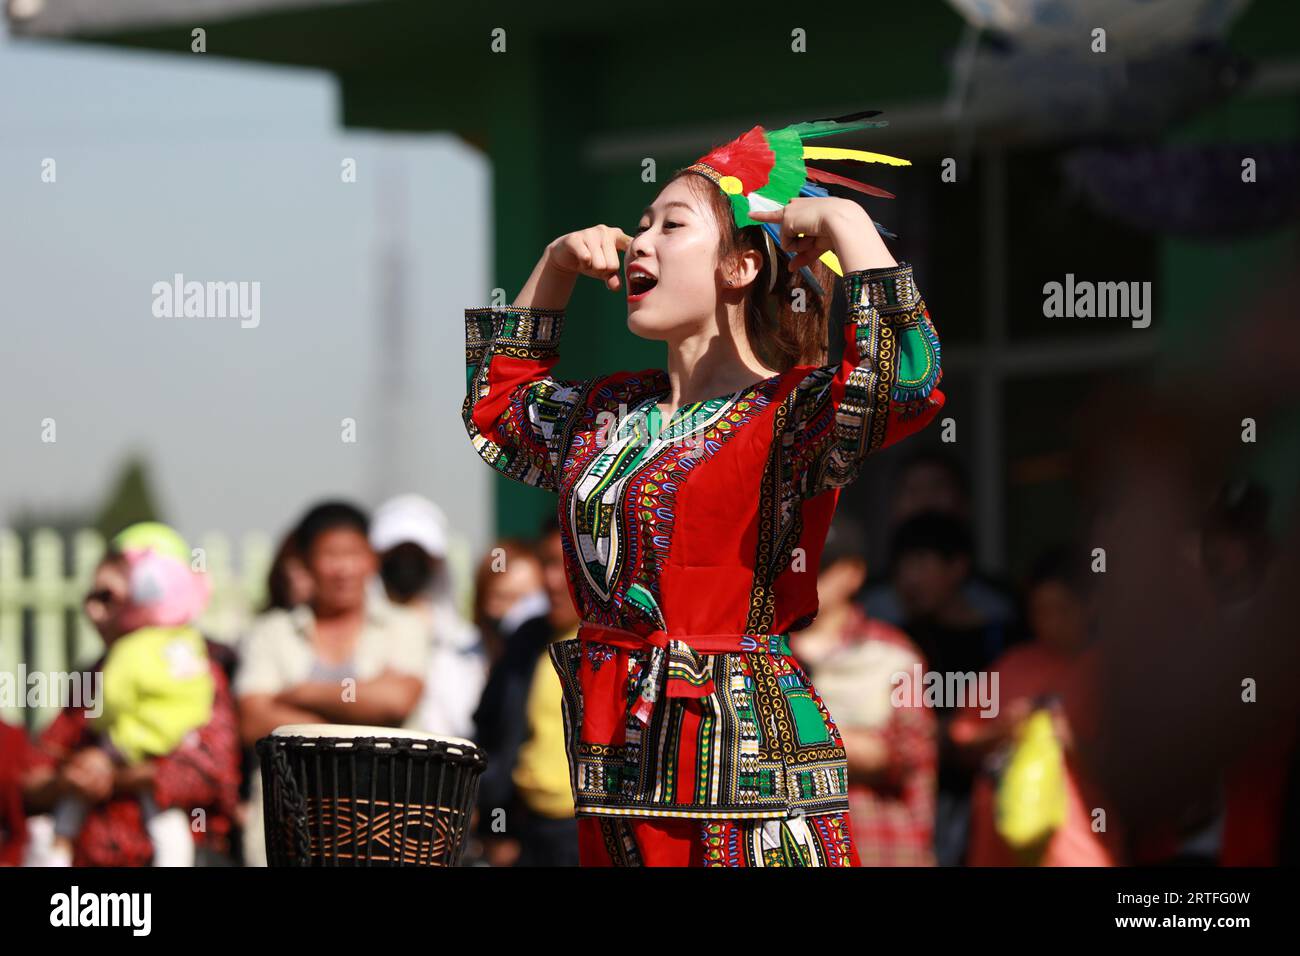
[463, 304, 590, 493]
[785, 261, 945, 499]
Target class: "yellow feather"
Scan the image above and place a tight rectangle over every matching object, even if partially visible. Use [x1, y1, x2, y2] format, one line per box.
[803, 146, 911, 166]
[819, 249, 843, 276]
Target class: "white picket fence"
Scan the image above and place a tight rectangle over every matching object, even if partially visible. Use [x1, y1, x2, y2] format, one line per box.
[0, 527, 274, 730]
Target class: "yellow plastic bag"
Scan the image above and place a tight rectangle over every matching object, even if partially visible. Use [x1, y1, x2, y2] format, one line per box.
[994, 709, 1067, 856]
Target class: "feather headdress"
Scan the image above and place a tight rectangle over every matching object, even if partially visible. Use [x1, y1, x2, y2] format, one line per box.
[683, 111, 908, 295]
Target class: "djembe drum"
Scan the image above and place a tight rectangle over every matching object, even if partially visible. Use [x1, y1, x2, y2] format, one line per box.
[257, 724, 487, 867]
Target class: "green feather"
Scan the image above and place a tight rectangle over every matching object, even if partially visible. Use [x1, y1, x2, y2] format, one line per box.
[729, 191, 754, 227]
[785, 116, 889, 141]
[756, 127, 807, 205]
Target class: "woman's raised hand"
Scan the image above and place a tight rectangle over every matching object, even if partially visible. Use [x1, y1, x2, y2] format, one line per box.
[547, 225, 633, 292]
[748, 197, 895, 274]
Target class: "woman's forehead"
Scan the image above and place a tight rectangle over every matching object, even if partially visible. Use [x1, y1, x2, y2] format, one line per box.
[644, 178, 704, 215]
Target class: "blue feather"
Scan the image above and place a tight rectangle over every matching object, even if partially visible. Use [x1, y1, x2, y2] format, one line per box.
[799, 265, 826, 297]
[761, 220, 827, 296]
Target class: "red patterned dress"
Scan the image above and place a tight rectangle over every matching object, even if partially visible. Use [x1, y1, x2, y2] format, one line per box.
[463, 262, 944, 866]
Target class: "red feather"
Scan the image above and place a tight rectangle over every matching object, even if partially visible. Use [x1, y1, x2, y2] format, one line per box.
[695, 126, 775, 193]
[805, 165, 895, 199]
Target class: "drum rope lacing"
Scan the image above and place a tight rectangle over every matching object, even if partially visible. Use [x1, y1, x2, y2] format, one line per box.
[260, 734, 488, 866]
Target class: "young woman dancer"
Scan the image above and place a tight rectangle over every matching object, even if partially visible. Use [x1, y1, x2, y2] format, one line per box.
[463, 114, 945, 866]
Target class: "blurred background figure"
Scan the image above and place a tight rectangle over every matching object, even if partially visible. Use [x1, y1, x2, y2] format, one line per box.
[791, 515, 937, 866]
[235, 500, 427, 866]
[235, 521, 314, 847]
[1128, 481, 1281, 864]
[0, 721, 37, 865]
[262, 530, 315, 613]
[46, 523, 214, 867]
[369, 493, 486, 741]
[1200, 479, 1296, 866]
[21, 525, 240, 867]
[235, 501, 427, 738]
[861, 452, 1018, 632]
[472, 538, 547, 667]
[1201, 478, 1276, 618]
[956, 546, 1123, 866]
[1061, 274, 1300, 868]
[472, 516, 578, 866]
[888, 510, 1022, 864]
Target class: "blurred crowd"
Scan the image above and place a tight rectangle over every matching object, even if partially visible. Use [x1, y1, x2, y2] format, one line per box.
[0, 449, 1293, 867]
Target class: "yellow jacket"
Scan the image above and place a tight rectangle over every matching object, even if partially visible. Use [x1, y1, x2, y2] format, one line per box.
[95, 625, 214, 764]
[512, 628, 577, 818]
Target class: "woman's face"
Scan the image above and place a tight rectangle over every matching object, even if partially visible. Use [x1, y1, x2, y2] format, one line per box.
[305, 527, 376, 615]
[482, 556, 542, 622]
[1027, 580, 1090, 655]
[83, 558, 130, 642]
[625, 176, 726, 340]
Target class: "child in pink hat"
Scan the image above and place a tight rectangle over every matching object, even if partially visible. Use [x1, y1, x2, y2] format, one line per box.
[50, 523, 214, 867]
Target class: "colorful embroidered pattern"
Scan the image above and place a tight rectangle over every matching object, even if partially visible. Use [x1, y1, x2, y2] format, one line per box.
[701, 812, 855, 867]
[549, 636, 850, 818]
[784, 262, 944, 499]
[463, 306, 586, 492]
[463, 263, 944, 824]
[581, 812, 855, 867]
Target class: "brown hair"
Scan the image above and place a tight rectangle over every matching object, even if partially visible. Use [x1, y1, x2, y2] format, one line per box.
[671, 169, 834, 372]
[262, 530, 304, 613]
[472, 537, 540, 621]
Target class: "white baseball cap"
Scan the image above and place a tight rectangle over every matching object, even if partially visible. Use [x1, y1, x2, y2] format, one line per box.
[369, 494, 448, 558]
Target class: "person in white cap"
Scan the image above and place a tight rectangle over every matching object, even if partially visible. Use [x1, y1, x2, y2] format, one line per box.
[370, 494, 487, 741]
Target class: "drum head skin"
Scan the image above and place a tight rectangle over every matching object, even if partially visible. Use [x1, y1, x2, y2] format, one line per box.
[271, 723, 478, 750]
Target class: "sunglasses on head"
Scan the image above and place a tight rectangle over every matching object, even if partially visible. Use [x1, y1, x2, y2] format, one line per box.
[84, 588, 122, 606]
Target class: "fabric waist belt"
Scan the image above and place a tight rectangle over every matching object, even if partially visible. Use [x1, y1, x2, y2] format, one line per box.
[576, 622, 792, 725]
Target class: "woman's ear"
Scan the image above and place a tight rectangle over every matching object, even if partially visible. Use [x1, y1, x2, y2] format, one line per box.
[723, 247, 765, 289]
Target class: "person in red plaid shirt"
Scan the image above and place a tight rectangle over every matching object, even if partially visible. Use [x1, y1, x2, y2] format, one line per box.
[21, 552, 241, 866]
[790, 515, 937, 866]
[0, 721, 37, 865]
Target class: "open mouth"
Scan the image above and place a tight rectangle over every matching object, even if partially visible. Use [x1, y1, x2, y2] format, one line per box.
[627, 273, 658, 299]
